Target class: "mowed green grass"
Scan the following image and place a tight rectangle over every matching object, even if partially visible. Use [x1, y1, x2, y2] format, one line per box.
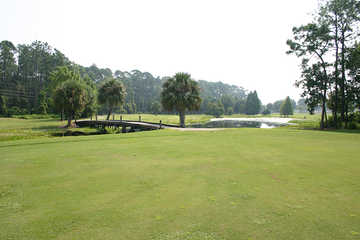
[1, 128, 360, 240]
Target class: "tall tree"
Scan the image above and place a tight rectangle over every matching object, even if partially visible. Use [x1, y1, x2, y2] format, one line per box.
[245, 91, 261, 115]
[161, 73, 202, 127]
[0, 95, 7, 116]
[221, 95, 235, 115]
[98, 78, 126, 120]
[280, 96, 294, 116]
[0, 40, 249, 116]
[0, 41, 17, 96]
[207, 100, 225, 118]
[49, 66, 82, 119]
[287, 22, 332, 129]
[150, 101, 162, 115]
[321, 0, 360, 125]
[234, 99, 246, 114]
[346, 43, 360, 109]
[53, 80, 90, 127]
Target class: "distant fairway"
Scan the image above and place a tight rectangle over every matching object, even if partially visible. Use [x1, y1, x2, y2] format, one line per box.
[1, 126, 359, 240]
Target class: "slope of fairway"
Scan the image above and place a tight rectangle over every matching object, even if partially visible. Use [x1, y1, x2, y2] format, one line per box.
[0, 128, 359, 240]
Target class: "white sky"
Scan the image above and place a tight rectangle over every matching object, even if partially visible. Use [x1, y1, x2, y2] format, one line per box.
[1, 0, 319, 104]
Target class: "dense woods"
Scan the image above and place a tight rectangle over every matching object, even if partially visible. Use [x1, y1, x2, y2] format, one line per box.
[0, 40, 250, 118]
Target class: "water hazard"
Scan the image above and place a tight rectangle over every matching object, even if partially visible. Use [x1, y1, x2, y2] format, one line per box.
[189, 118, 293, 129]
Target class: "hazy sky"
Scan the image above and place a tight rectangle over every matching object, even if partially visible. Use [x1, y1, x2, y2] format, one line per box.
[2, 0, 319, 104]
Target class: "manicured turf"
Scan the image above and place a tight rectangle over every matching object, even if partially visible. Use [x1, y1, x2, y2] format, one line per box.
[1, 127, 359, 240]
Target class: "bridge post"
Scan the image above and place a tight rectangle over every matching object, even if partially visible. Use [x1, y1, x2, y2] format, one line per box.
[159, 120, 162, 129]
[90, 115, 92, 121]
[113, 114, 115, 120]
[139, 116, 141, 122]
[120, 115, 122, 121]
[96, 114, 98, 121]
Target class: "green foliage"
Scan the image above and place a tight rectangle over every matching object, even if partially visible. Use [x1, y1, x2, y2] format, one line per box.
[287, 0, 360, 129]
[234, 99, 246, 114]
[37, 90, 48, 115]
[124, 102, 136, 114]
[198, 81, 246, 104]
[81, 84, 97, 118]
[262, 108, 271, 115]
[226, 106, 234, 115]
[0, 95, 8, 116]
[7, 106, 23, 116]
[207, 101, 225, 118]
[53, 80, 90, 126]
[327, 115, 341, 128]
[296, 98, 308, 112]
[49, 66, 81, 92]
[267, 98, 297, 113]
[287, 18, 332, 129]
[161, 73, 202, 127]
[245, 91, 261, 115]
[280, 96, 294, 116]
[221, 95, 235, 113]
[50, 67, 97, 122]
[0, 40, 17, 83]
[98, 78, 126, 120]
[1, 39, 249, 116]
[150, 101, 162, 115]
[348, 121, 357, 129]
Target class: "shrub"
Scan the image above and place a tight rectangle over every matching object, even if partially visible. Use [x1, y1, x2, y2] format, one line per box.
[8, 106, 23, 116]
[347, 121, 357, 130]
[262, 109, 271, 115]
[354, 112, 360, 123]
[327, 115, 342, 128]
[226, 107, 234, 115]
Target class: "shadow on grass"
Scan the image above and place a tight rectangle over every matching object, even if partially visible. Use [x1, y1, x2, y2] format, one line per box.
[286, 124, 360, 134]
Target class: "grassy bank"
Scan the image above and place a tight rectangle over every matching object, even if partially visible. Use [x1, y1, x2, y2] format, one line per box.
[0, 114, 213, 141]
[0, 113, 328, 141]
[93, 113, 212, 125]
[1, 128, 359, 239]
[0, 118, 101, 142]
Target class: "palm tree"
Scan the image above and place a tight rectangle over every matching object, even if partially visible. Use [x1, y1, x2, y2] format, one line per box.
[98, 78, 126, 120]
[161, 72, 201, 127]
[53, 80, 89, 127]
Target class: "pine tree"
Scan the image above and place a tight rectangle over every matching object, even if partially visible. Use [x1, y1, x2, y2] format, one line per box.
[280, 96, 293, 117]
[245, 91, 261, 115]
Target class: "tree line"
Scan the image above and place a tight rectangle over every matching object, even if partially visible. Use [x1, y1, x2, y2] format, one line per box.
[0, 40, 253, 117]
[0, 39, 318, 124]
[287, 0, 360, 129]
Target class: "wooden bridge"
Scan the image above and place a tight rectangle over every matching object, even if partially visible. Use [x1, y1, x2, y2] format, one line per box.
[75, 119, 180, 133]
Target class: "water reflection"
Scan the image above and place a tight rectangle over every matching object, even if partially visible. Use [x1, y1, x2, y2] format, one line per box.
[189, 120, 285, 128]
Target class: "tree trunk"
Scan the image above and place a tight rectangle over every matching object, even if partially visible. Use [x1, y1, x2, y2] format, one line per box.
[340, 29, 346, 121]
[67, 114, 72, 128]
[324, 109, 328, 128]
[179, 111, 185, 128]
[106, 107, 112, 120]
[345, 102, 349, 129]
[334, 13, 339, 128]
[319, 58, 329, 130]
[320, 92, 326, 130]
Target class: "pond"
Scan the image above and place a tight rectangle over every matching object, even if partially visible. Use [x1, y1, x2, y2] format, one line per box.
[189, 117, 294, 129]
